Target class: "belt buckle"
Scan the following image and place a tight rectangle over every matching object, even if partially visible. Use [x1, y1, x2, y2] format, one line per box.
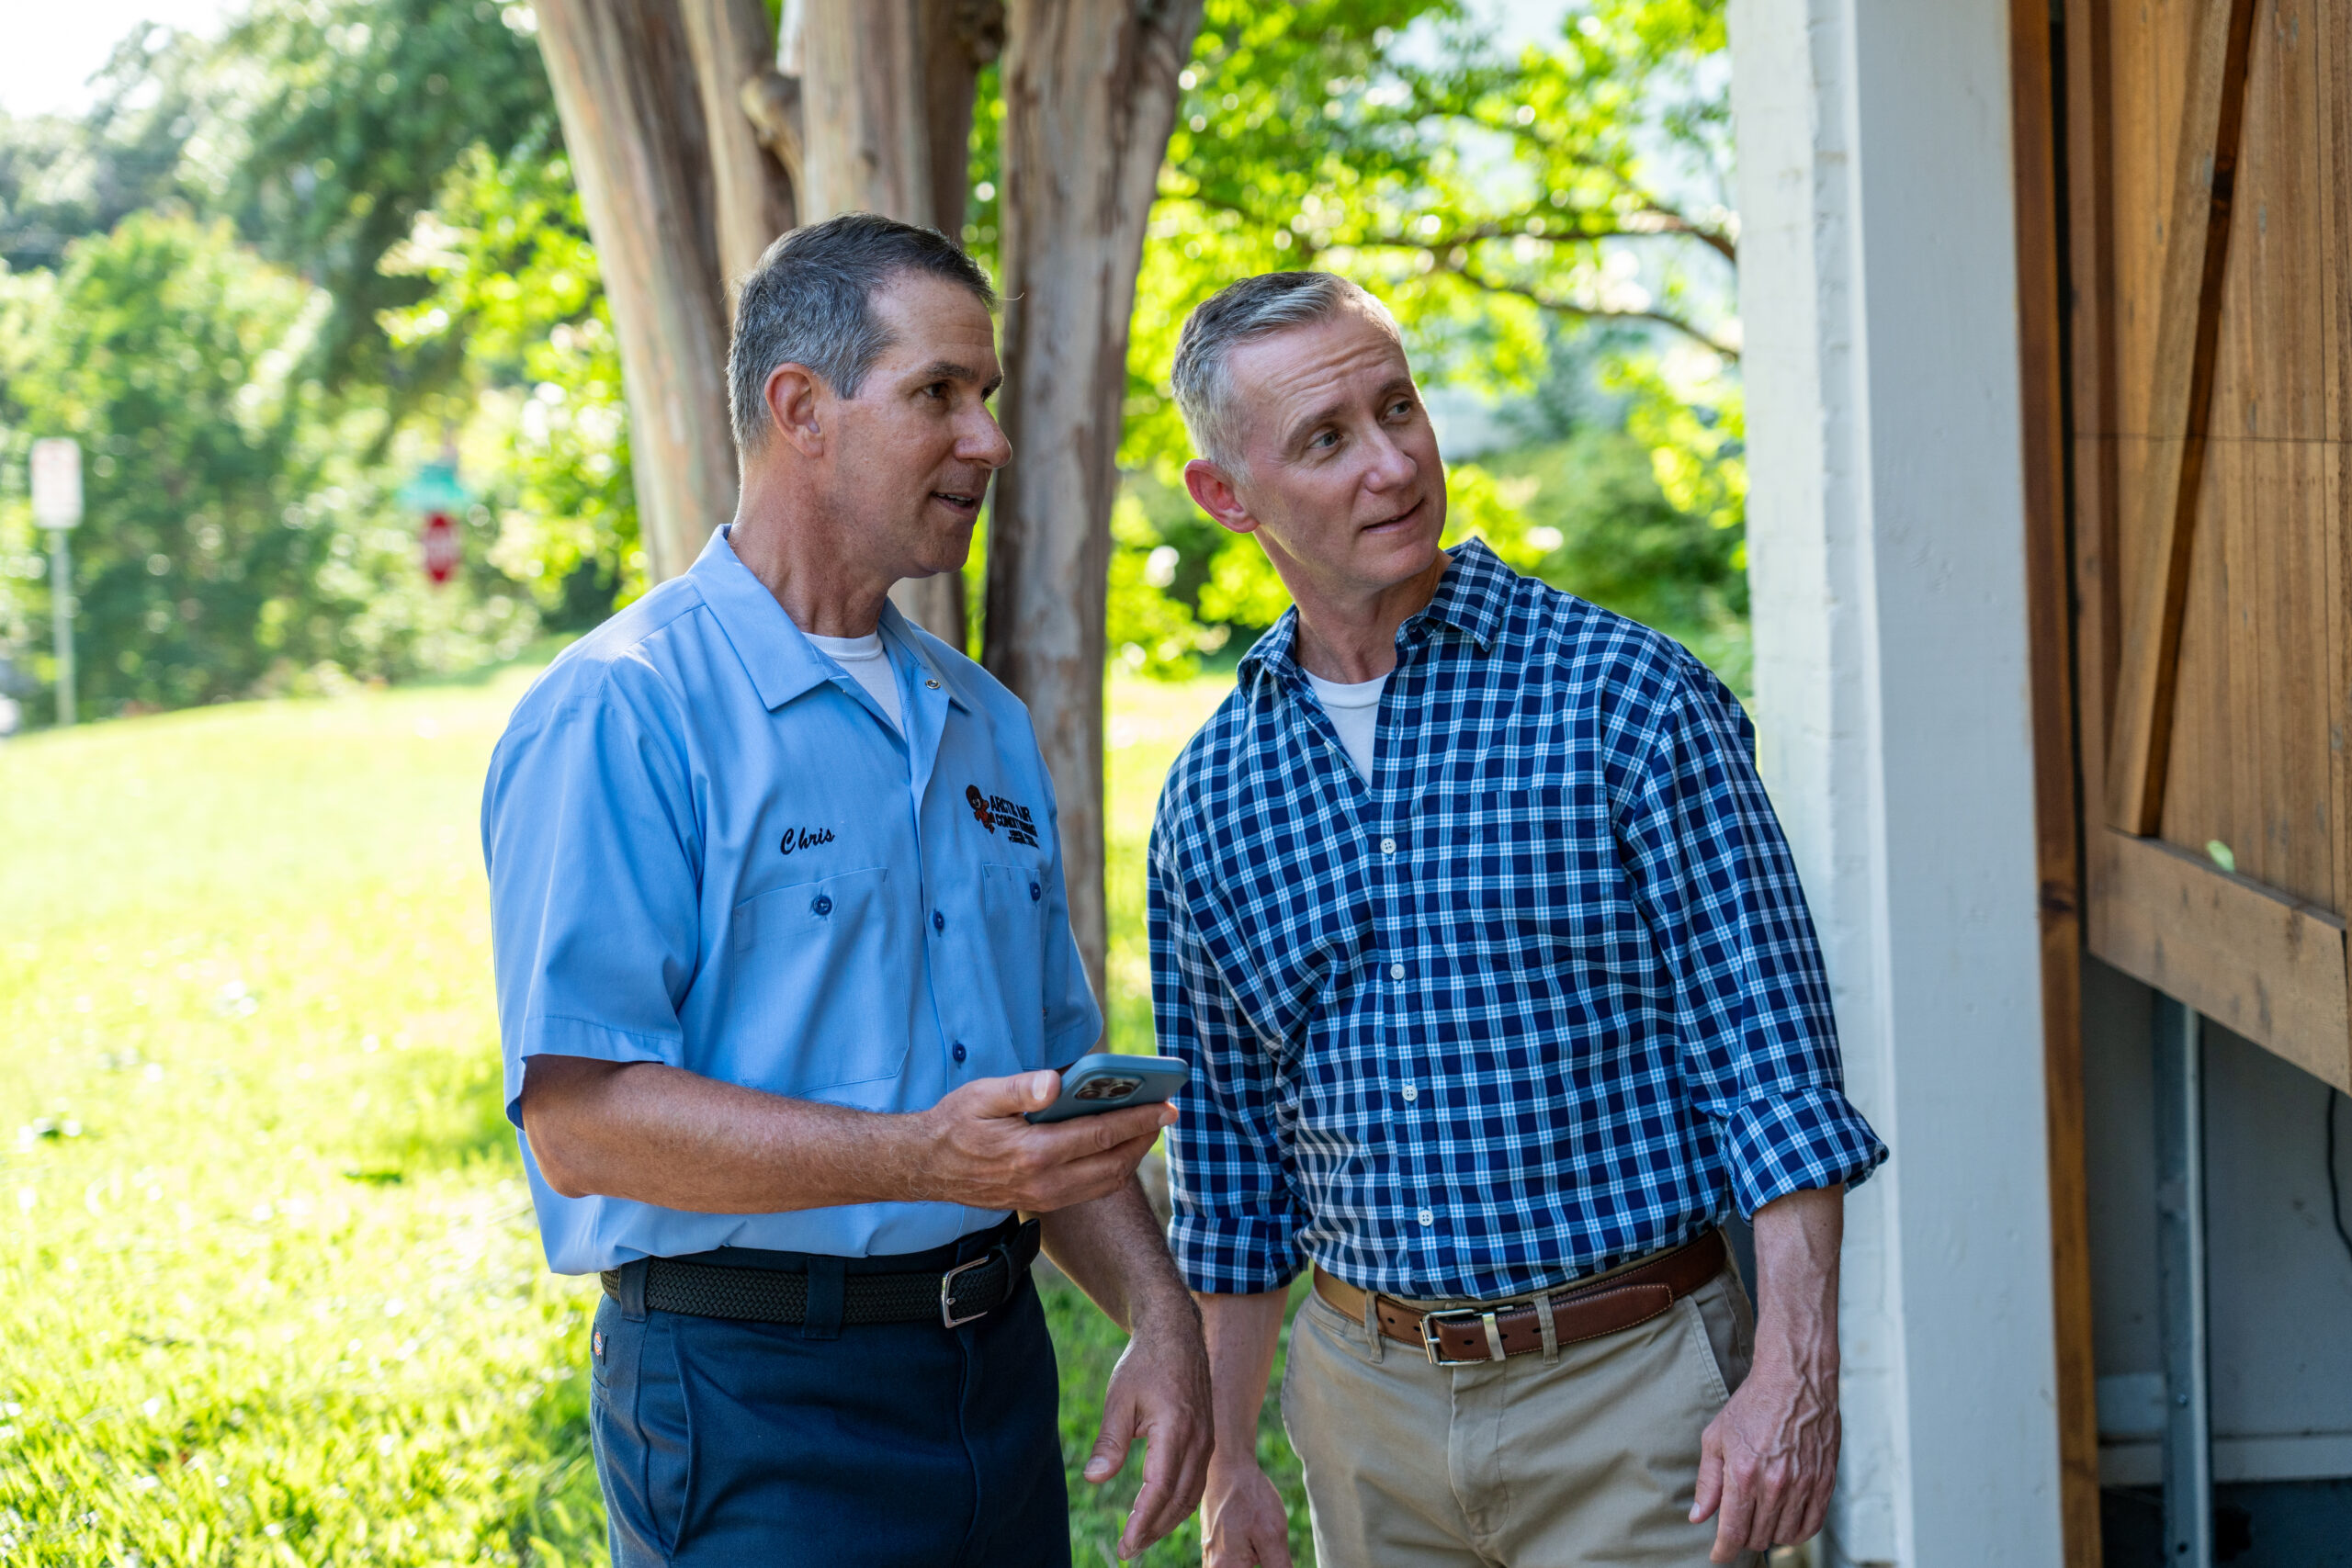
[940, 1252, 994, 1328]
[1419, 1307, 1508, 1366]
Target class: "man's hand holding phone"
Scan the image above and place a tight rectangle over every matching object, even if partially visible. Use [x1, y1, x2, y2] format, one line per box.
[910, 1066, 1177, 1213]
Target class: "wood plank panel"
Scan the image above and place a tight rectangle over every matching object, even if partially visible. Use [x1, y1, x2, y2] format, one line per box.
[2105, 0, 2263, 835]
[2087, 828, 2352, 1089]
[2321, 0, 2352, 931]
[2157, 439, 2341, 908]
[2066, 0, 2121, 825]
[2107, 0, 2172, 440]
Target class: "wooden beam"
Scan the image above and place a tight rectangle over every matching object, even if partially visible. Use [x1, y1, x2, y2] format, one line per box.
[2009, 0, 2099, 1558]
[2086, 829, 2352, 1091]
[2102, 0, 2260, 836]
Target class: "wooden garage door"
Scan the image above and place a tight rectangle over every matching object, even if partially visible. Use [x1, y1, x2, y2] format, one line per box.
[2065, 0, 2352, 1091]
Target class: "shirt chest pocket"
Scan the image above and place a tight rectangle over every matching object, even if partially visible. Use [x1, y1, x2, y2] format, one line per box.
[728, 865, 910, 1097]
[972, 862, 1049, 1058]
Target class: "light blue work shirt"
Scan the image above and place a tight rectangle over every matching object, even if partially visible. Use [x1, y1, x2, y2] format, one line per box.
[482, 526, 1101, 1274]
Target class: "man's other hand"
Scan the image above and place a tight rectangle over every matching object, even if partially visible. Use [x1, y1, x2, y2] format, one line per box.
[1200, 1459, 1292, 1568]
[1690, 1345, 1838, 1562]
[1690, 1185, 1844, 1562]
[912, 1070, 1173, 1213]
[1082, 1303, 1214, 1561]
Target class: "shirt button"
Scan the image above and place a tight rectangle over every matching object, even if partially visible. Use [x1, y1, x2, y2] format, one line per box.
[810, 894, 833, 916]
[1389, 962, 1406, 981]
[952, 1042, 967, 1064]
[1029, 882, 1042, 902]
[933, 910, 945, 931]
[1417, 1208, 1434, 1228]
[1401, 1085, 1419, 1102]
[1380, 836, 1397, 854]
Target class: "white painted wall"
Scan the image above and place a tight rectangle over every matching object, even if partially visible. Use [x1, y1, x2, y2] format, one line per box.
[1728, 1, 2065, 1563]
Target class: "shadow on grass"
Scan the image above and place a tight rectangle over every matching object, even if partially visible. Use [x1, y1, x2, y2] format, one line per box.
[343, 1041, 526, 1182]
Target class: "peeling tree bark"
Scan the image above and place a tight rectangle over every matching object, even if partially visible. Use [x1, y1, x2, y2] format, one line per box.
[987, 0, 1203, 998]
[680, 0, 797, 287]
[534, 0, 742, 581]
[796, 0, 1000, 648]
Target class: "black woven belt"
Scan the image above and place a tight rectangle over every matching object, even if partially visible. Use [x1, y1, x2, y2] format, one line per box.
[602, 1218, 1042, 1329]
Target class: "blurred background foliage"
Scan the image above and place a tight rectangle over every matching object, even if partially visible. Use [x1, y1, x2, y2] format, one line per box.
[0, 0, 1746, 724]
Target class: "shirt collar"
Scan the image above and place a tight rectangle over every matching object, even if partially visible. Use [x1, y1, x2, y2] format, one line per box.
[1237, 537, 1512, 682]
[691, 525, 969, 712]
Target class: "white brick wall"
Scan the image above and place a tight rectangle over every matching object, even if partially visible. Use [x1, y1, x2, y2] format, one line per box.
[1728, 2, 2064, 1562]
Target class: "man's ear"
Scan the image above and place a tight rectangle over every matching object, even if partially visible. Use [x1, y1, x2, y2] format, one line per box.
[1182, 457, 1257, 536]
[763, 363, 827, 457]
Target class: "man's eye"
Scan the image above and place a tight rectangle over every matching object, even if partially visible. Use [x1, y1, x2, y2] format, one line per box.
[923, 383, 949, 400]
[1311, 429, 1339, 449]
[1388, 400, 1414, 418]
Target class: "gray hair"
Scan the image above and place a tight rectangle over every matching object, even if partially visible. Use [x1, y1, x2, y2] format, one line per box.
[1169, 271, 1403, 471]
[728, 212, 997, 450]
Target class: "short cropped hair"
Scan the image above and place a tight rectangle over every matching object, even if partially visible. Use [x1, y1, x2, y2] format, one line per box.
[1170, 271, 1403, 470]
[728, 212, 997, 450]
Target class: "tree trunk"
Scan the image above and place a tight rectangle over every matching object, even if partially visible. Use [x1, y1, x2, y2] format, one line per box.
[987, 0, 1202, 1001]
[797, 0, 1000, 648]
[534, 0, 740, 582]
[680, 0, 797, 287]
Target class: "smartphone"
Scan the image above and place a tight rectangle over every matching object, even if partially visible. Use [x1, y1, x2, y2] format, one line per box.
[1023, 1053, 1191, 1124]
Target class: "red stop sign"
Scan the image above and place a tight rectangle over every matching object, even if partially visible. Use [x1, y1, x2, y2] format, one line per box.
[421, 511, 459, 585]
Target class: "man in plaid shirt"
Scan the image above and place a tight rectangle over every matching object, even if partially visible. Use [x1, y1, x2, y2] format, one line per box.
[1152, 272, 1886, 1568]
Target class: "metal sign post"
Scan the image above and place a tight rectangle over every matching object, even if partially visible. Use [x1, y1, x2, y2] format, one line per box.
[29, 439, 82, 727]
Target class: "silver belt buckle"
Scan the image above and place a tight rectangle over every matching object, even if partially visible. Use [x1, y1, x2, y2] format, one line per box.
[940, 1255, 991, 1327]
[1419, 1307, 1509, 1365]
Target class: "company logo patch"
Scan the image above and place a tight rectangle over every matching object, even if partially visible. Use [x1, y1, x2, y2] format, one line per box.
[780, 825, 836, 857]
[966, 784, 1040, 847]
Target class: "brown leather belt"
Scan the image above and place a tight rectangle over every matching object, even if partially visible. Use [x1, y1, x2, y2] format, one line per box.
[1313, 1230, 1728, 1366]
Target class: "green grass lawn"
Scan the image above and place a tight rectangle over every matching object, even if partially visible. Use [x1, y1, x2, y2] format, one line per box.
[0, 668, 1313, 1566]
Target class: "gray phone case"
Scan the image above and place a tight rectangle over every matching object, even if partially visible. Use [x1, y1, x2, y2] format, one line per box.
[1023, 1052, 1190, 1124]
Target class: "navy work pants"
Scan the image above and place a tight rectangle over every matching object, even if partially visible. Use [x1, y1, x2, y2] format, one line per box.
[588, 1230, 1069, 1567]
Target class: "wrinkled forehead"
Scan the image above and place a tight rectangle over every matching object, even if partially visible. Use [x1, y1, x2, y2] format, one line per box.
[1226, 308, 1414, 443]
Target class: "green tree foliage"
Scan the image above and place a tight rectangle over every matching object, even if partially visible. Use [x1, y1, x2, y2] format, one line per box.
[206, 0, 558, 398]
[0, 28, 209, 275]
[379, 145, 640, 626]
[0, 214, 532, 717]
[2, 0, 1748, 720]
[1051, 0, 1747, 682]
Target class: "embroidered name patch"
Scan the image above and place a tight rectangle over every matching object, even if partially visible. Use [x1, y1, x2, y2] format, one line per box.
[780, 826, 836, 857]
[966, 784, 1041, 847]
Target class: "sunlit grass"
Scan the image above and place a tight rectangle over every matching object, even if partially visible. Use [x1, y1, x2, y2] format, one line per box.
[0, 667, 1307, 1566]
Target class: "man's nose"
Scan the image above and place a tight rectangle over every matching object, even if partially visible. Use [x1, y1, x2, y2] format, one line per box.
[1362, 426, 1419, 492]
[960, 409, 1014, 470]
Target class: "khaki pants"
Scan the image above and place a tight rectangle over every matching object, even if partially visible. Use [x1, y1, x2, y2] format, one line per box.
[1279, 1267, 1759, 1568]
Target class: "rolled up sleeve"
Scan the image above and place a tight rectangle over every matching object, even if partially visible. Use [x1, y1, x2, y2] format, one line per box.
[481, 670, 703, 1126]
[1152, 833, 1306, 1294]
[1616, 657, 1887, 1215]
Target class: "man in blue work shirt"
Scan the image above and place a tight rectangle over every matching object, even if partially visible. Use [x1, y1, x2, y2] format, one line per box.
[1153, 273, 1887, 1568]
[482, 214, 1211, 1567]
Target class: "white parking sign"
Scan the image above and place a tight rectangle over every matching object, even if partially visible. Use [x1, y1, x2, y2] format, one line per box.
[31, 439, 83, 529]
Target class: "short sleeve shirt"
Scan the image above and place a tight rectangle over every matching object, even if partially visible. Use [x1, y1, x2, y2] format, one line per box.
[482, 527, 1102, 1274]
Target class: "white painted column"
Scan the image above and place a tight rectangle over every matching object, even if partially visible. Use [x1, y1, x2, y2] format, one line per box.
[1728, 2, 2064, 1564]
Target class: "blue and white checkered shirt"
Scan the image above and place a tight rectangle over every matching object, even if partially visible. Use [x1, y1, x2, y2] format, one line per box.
[1150, 541, 1885, 1300]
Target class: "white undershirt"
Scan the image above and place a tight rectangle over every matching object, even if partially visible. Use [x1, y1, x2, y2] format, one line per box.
[805, 630, 903, 733]
[1305, 671, 1388, 781]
